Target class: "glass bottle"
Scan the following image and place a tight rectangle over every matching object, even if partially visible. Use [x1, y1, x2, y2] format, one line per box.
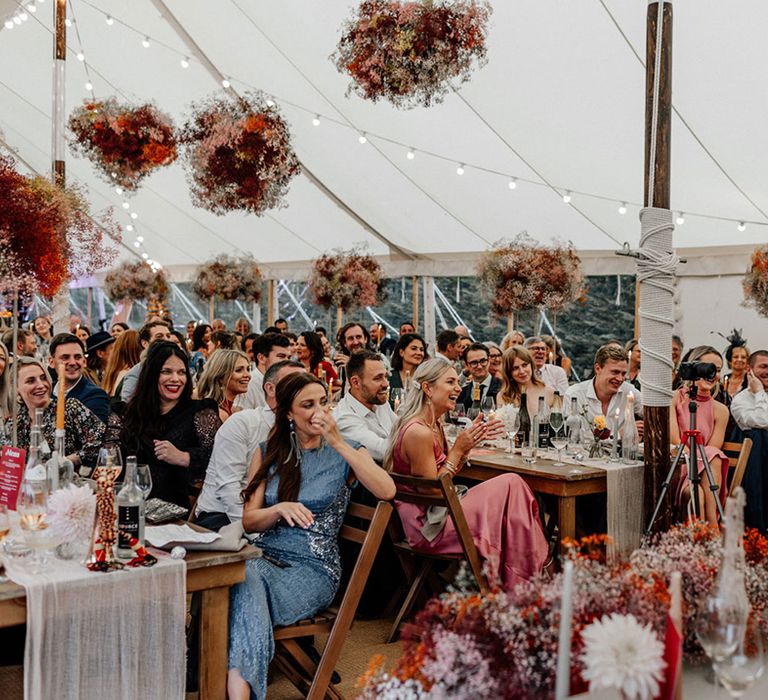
[467, 384, 482, 421]
[116, 456, 146, 559]
[534, 395, 551, 450]
[518, 392, 531, 448]
[621, 405, 639, 463]
[47, 428, 74, 492]
[565, 397, 582, 455]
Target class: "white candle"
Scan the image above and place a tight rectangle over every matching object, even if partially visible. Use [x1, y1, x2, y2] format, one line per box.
[555, 560, 574, 700]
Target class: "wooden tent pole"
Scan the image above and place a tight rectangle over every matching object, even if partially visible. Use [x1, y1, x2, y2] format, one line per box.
[642, 1, 673, 532]
[412, 276, 419, 330]
[267, 280, 275, 327]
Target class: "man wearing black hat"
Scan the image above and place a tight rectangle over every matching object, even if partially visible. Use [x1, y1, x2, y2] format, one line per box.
[48, 333, 110, 424]
[85, 331, 116, 388]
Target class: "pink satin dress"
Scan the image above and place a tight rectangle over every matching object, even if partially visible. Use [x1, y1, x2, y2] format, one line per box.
[674, 388, 728, 507]
[392, 420, 549, 591]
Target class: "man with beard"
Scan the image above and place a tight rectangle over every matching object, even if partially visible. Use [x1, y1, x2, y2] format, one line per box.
[333, 322, 371, 370]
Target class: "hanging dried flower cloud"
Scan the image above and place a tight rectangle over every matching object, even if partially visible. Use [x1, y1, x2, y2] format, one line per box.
[103, 260, 169, 303]
[742, 244, 768, 317]
[192, 254, 262, 302]
[308, 248, 385, 312]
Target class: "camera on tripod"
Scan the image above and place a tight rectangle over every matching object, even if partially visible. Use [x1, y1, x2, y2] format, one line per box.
[677, 361, 717, 382]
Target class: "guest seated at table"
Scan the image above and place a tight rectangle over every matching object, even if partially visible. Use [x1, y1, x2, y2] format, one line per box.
[84, 331, 116, 388]
[670, 345, 729, 525]
[566, 344, 643, 430]
[434, 329, 462, 366]
[227, 372, 395, 700]
[497, 346, 553, 415]
[457, 343, 501, 411]
[332, 322, 372, 372]
[105, 341, 221, 507]
[2, 327, 38, 359]
[234, 316, 252, 337]
[369, 322, 397, 356]
[297, 330, 338, 386]
[32, 315, 54, 361]
[672, 334, 684, 384]
[625, 338, 641, 390]
[384, 358, 548, 592]
[196, 349, 251, 422]
[732, 351, 768, 431]
[484, 341, 503, 380]
[0, 342, 12, 419]
[189, 323, 212, 377]
[194, 360, 304, 531]
[500, 330, 525, 351]
[237, 333, 292, 410]
[120, 320, 173, 402]
[722, 329, 750, 399]
[389, 332, 428, 391]
[74, 325, 91, 346]
[3, 356, 104, 473]
[110, 321, 129, 338]
[525, 336, 569, 395]
[102, 329, 141, 399]
[334, 350, 395, 463]
[398, 320, 415, 336]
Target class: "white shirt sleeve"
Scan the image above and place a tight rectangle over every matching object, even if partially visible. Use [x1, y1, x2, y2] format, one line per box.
[334, 411, 388, 463]
[731, 390, 768, 430]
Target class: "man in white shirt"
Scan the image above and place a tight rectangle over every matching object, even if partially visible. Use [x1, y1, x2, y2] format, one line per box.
[731, 351, 768, 430]
[195, 359, 304, 530]
[119, 320, 172, 402]
[525, 336, 569, 396]
[334, 351, 395, 463]
[565, 344, 643, 434]
[235, 332, 291, 410]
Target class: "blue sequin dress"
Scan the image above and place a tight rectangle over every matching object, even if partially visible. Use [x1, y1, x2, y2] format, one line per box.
[228, 440, 358, 699]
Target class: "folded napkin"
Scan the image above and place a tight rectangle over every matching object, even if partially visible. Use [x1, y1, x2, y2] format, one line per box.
[145, 521, 248, 551]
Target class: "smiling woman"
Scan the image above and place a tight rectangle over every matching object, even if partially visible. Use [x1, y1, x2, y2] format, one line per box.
[196, 349, 252, 422]
[104, 341, 222, 507]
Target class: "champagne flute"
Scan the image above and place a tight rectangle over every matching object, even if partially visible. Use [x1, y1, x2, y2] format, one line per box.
[551, 425, 568, 466]
[134, 464, 153, 500]
[696, 594, 747, 665]
[713, 615, 765, 697]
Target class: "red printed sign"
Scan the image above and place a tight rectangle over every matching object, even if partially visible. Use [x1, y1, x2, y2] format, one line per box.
[0, 445, 26, 510]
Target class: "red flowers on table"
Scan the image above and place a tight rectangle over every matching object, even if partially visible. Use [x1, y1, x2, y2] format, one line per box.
[334, 0, 492, 109]
[179, 92, 300, 215]
[192, 255, 262, 303]
[68, 99, 177, 191]
[477, 233, 586, 316]
[308, 249, 385, 312]
[103, 260, 169, 303]
[743, 244, 768, 317]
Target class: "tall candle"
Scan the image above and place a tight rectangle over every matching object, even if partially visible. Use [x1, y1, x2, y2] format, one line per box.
[549, 351, 554, 364]
[555, 560, 574, 700]
[56, 363, 66, 429]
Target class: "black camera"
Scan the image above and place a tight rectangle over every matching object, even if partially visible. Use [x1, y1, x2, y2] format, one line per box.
[678, 361, 717, 382]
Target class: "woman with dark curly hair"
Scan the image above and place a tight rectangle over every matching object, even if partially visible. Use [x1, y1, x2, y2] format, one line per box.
[296, 330, 338, 386]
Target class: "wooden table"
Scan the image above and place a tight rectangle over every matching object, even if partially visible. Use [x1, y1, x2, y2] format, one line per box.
[0, 545, 260, 700]
[462, 448, 607, 550]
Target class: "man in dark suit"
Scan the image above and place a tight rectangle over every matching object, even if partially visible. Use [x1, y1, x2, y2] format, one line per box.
[48, 333, 110, 424]
[457, 343, 501, 411]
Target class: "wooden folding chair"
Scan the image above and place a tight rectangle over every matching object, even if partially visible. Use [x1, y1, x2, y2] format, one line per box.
[386, 471, 489, 643]
[272, 500, 393, 700]
[723, 438, 753, 496]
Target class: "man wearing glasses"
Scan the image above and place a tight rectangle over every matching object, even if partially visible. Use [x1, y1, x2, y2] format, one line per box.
[525, 336, 569, 395]
[457, 343, 501, 411]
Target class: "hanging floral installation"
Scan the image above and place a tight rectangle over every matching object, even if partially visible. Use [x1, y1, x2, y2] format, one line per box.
[477, 233, 586, 316]
[103, 260, 169, 303]
[333, 0, 492, 109]
[742, 244, 768, 317]
[308, 248, 385, 312]
[179, 92, 300, 215]
[0, 154, 118, 299]
[358, 522, 768, 699]
[68, 98, 177, 191]
[192, 254, 263, 302]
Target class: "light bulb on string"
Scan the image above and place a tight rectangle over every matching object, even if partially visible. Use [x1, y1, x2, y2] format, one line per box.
[4, 20, 14, 29]
[130, 212, 138, 220]
[133, 241, 140, 248]
[456, 164, 465, 176]
[676, 212, 685, 225]
[85, 81, 93, 91]
[312, 115, 320, 127]
[105, 15, 113, 25]
[738, 221, 747, 232]
[121, 202, 130, 210]
[221, 77, 230, 88]
[136, 236, 144, 242]
[406, 148, 415, 160]
[64, 18, 71, 27]
[141, 36, 150, 48]
[126, 224, 134, 232]
[115, 186, 123, 195]
[76, 52, 85, 62]
[358, 133, 367, 144]
[180, 57, 190, 68]
[562, 191, 572, 204]
[266, 99, 275, 107]
[618, 202, 627, 215]
[13, 16, 21, 25]
[141, 253, 149, 260]
[19, 12, 27, 21]
[508, 178, 517, 190]
[27, 4, 36, 13]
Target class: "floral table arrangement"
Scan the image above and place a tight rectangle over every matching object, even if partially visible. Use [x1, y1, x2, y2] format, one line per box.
[743, 243, 768, 317]
[104, 260, 169, 304]
[68, 98, 177, 191]
[477, 232, 585, 317]
[358, 521, 768, 699]
[333, 0, 492, 109]
[180, 92, 300, 215]
[192, 254, 262, 303]
[588, 414, 612, 458]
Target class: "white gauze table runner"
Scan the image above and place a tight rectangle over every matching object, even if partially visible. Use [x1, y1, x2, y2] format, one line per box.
[6, 553, 186, 700]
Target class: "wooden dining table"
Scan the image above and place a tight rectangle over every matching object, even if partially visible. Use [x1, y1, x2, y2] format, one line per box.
[462, 448, 608, 551]
[0, 545, 260, 700]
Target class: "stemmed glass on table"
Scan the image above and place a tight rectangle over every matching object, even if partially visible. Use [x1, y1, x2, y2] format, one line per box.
[550, 425, 568, 467]
[135, 464, 153, 500]
[713, 614, 765, 697]
[504, 409, 521, 454]
[17, 476, 53, 574]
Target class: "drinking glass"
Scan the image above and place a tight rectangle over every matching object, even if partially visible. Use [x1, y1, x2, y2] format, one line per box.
[521, 436, 537, 465]
[713, 616, 765, 698]
[550, 411, 564, 434]
[505, 411, 520, 454]
[551, 426, 568, 466]
[390, 388, 404, 414]
[454, 404, 466, 424]
[467, 403, 481, 421]
[17, 482, 52, 574]
[696, 594, 747, 665]
[135, 464, 153, 499]
[481, 395, 496, 421]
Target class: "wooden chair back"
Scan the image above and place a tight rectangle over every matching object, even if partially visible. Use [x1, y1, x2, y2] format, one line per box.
[391, 470, 489, 595]
[723, 438, 753, 496]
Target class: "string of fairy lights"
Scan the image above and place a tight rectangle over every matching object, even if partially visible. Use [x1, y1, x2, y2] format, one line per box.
[4, 0, 766, 276]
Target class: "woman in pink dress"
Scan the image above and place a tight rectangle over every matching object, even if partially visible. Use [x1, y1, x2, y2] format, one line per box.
[384, 358, 549, 591]
[671, 345, 729, 525]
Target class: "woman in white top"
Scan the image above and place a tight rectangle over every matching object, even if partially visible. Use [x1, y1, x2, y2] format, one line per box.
[497, 346, 554, 415]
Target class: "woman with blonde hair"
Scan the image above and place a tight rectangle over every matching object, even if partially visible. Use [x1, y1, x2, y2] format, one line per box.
[500, 330, 525, 351]
[196, 349, 251, 422]
[384, 358, 548, 592]
[102, 329, 142, 398]
[498, 346, 554, 415]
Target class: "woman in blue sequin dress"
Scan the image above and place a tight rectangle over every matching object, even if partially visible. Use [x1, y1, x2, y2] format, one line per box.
[227, 372, 395, 700]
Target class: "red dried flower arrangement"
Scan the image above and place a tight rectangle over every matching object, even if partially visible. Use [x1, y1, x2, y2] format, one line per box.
[192, 255, 262, 303]
[179, 92, 300, 215]
[68, 98, 177, 191]
[103, 260, 169, 303]
[333, 0, 492, 109]
[308, 248, 385, 312]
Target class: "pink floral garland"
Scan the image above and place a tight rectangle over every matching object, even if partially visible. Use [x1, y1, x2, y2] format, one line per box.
[192, 254, 262, 302]
[308, 249, 384, 312]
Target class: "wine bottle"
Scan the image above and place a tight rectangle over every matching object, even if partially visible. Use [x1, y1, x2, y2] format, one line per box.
[518, 392, 531, 447]
[534, 395, 551, 450]
[467, 384, 482, 421]
[550, 391, 564, 434]
[25, 410, 49, 487]
[116, 456, 145, 559]
[565, 397, 582, 455]
[47, 428, 74, 492]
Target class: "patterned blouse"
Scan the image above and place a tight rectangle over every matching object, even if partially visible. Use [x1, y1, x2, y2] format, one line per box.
[2, 398, 105, 470]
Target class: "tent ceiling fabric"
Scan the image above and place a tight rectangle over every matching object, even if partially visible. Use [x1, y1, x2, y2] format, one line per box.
[0, 0, 766, 278]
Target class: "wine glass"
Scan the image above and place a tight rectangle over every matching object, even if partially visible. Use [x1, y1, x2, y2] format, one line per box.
[696, 594, 748, 666]
[551, 425, 568, 466]
[713, 615, 765, 697]
[17, 478, 52, 574]
[135, 464, 153, 500]
[521, 435, 537, 465]
[481, 395, 496, 421]
[505, 410, 521, 454]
